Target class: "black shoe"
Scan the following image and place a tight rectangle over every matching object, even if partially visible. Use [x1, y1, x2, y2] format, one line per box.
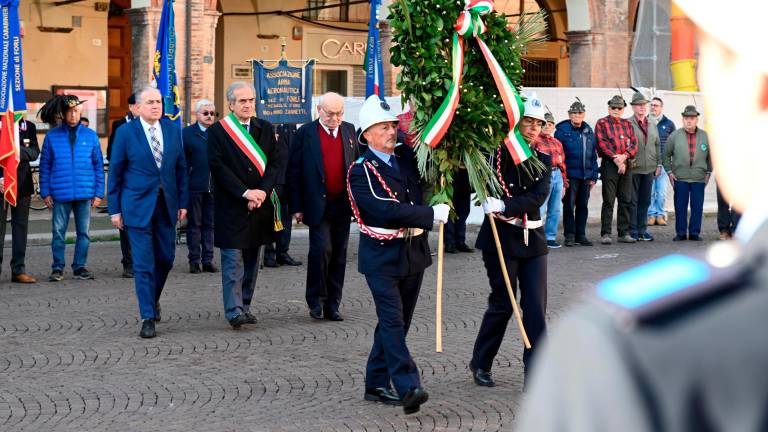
[244, 312, 257, 324]
[444, 244, 458, 254]
[122, 267, 134, 278]
[202, 263, 218, 273]
[470, 364, 495, 387]
[263, 255, 279, 268]
[73, 268, 94, 280]
[154, 302, 162, 322]
[563, 238, 576, 247]
[402, 387, 429, 415]
[309, 306, 323, 320]
[228, 314, 248, 329]
[49, 269, 64, 282]
[576, 238, 594, 246]
[139, 320, 156, 338]
[688, 235, 703, 241]
[673, 235, 687, 241]
[324, 309, 344, 321]
[456, 243, 474, 253]
[364, 387, 402, 406]
[189, 263, 202, 274]
[277, 253, 302, 266]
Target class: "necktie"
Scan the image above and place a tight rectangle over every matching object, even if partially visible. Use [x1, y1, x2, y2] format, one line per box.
[149, 126, 162, 169]
[329, 128, 336, 138]
[389, 156, 400, 173]
[242, 124, 249, 132]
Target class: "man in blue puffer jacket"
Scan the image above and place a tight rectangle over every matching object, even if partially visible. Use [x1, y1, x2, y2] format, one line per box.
[554, 99, 598, 247]
[39, 95, 105, 282]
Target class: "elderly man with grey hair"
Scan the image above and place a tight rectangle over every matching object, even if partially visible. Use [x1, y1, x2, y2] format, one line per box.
[183, 99, 218, 274]
[207, 81, 285, 329]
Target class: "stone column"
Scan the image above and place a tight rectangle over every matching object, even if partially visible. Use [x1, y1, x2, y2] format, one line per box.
[126, 5, 163, 91]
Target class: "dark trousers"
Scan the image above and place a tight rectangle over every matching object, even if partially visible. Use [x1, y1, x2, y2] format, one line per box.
[716, 184, 741, 234]
[673, 181, 705, 237]
[600, 160, 633, 236]
[264, 195, 292, 258]
[444, 169, 471, 247]
[187, 191, 215, 265]
[118, 229, 132, 270]
[365, 272, 424, 397]
[0, 196, 31, 275]
[472, 251, 547, 375]
[306, 198, 350, 313]
[562, 178, 591, 241]
[125, 193, 175, 321]
[630, 172, 655, 236]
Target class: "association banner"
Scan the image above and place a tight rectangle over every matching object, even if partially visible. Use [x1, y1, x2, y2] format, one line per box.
[253, 59, 314, 124]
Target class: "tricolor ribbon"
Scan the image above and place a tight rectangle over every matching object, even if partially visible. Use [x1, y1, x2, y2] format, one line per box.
[420, 0, 533, 165]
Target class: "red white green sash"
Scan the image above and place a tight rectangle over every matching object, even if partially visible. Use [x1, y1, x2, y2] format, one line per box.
[220, 113, 268, 176]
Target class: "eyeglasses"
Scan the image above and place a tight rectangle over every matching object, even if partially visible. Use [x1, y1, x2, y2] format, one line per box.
[650, 104, 662, 108]
[320, 107, 344, 118]
[199, 111, 218, 116]
[610, 107, 624, 111]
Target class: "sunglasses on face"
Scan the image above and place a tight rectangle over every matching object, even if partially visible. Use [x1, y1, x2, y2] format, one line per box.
[610, 107, 623, 111]
[199, 111, 218, 116]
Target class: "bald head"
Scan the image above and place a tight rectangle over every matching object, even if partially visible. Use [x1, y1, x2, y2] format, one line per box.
[317, 92, 345, 129]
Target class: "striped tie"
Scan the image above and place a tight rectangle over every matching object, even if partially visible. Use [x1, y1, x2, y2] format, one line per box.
[149, 126, 162, 169]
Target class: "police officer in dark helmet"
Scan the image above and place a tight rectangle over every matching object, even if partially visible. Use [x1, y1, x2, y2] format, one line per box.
[518, 1, 768, 429]
[348, 96, 449, 415]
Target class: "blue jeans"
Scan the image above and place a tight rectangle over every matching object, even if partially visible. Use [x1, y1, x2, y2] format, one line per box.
[540, 169, 563, 241]
[673, 181, 705, 237]
[51, 200, 91, 271]
[648, 166, 667, 217]
[221, 248, 259, 320]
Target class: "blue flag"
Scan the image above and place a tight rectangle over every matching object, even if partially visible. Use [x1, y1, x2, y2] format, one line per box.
[365, 0, 385, 99]
[153, 0, 181, 125]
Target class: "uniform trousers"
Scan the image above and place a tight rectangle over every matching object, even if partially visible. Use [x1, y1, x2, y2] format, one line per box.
[471, 251, 547, 375]
[444, 169, 471, 247]
[365, 272, 424, 397]
[125, 193, 175, 321]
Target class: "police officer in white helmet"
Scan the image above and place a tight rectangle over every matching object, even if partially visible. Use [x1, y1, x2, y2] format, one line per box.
[518, 2, 768, 430]
[469, 92, 553, 387]
[348, 95, 449, 415]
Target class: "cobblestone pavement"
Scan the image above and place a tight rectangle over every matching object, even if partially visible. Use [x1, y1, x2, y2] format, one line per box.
[0, 217, 719, 431]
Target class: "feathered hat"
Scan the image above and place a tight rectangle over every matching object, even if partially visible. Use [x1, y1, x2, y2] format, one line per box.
[38, 95, 86, 126]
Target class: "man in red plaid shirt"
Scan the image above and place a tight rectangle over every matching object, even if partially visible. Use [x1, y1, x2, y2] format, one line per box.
[594, 95, 638, 244]
[532, 112, 568, 248]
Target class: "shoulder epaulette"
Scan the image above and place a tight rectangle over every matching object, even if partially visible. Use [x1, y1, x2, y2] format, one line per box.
[596, 253, 747, 323]
[355, 157, 365, 164]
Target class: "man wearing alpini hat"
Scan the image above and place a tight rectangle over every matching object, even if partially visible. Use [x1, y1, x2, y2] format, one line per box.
[348, 95, 449, 415]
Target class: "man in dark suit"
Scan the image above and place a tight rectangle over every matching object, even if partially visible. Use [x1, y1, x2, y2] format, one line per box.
[106, 93, 138, 278]
[0, 119, 40, 283]
[108, 86, 188, 339]
[288, 92, 359, 321]
[207, 81, 285, 329]
[183, 99, 217, 274]
[348, 96, 449, 415]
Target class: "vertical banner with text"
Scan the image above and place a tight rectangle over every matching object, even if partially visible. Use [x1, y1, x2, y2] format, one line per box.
[0, 0, 26, 206]
[253, 59, 314, 125]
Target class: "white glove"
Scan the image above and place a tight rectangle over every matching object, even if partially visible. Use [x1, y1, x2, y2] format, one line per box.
[482, 197, 505, 214]
[432, 204, 450, 224]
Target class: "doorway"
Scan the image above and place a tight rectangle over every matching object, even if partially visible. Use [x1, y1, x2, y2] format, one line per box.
[107, 0, 133, 135]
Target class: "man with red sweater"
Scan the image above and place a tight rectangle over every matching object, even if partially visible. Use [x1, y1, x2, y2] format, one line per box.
[288, 92, 360, 321]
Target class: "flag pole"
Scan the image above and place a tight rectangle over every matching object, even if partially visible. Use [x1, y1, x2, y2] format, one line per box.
[488, 214, 530, 348]
[436, 176, 445, 353]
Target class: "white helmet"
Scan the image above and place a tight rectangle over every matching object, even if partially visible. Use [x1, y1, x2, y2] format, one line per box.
[523, 92, 547, 123]
[357, 95, 399, 145]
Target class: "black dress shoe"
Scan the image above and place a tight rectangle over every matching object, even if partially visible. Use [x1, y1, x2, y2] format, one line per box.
[139, 320, 156, 338]
[577, 238, 594, 246]
[688, 234, 703, 241]
[324, 310, 344, 321]
[263, 255, 279, 268]
[309, 306, 323, 320]
[456, 242, 474, 252]
[673, 235, 687, 241]
[122, 267, 134, 278]
[470, 364, 495, 387]
[189, 263, 202, 274]
[402, 387, 429, 415]
[277, 253, 302, 266]
[202, 263, 218, 273]
[244, 312, 257, 324]
[364, 387, 402, 405]
[444, 244, 458, 254]
[228, 314, 248, 329]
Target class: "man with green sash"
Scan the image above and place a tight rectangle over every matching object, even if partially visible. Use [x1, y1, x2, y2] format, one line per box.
[207, 81, 286, 329]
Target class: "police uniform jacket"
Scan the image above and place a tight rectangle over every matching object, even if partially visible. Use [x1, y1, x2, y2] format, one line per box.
[0, 120, 40, 198]
[475, 150, 552, 259]
[348, 144, 433, 278]
[207, 117, 285, 249]
[518, 218, 768, 432]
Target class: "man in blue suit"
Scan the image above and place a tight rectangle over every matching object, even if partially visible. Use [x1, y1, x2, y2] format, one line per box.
[108, 86, 189, 339]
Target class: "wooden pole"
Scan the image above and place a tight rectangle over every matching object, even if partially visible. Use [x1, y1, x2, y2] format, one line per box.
[488, 214, 531, 348]
[436, 219, 444, 352]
